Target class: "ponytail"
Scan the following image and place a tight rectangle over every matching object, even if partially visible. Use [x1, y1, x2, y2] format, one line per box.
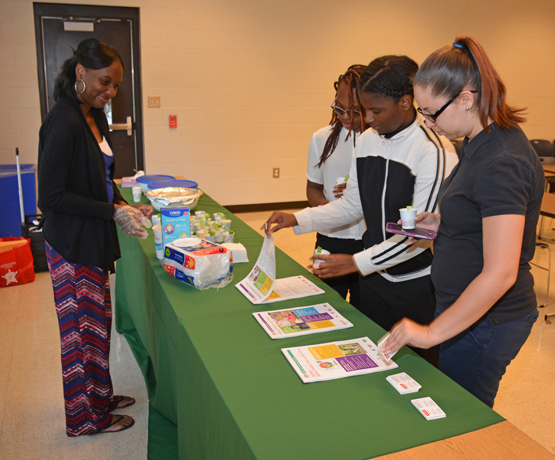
[415, 34, 525, 132]
[53, 38, 124, 102]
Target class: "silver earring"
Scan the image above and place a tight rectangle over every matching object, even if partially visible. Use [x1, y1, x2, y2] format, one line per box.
[466, 106, 470, 110]
[74, 78, 86, 94]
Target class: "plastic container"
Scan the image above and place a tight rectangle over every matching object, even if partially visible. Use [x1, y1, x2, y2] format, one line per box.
[135, 174, 175, 193]
[0, 164, 37, 238]
[148, 179, 198, 190]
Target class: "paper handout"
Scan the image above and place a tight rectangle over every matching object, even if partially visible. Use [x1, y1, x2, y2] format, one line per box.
[282, 337, 398, 383]
[253, 303, 353, 339]
[236, 234, 324, 304]
[236, 233, 276, 303]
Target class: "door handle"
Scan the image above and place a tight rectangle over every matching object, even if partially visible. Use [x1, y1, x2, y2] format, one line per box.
[109, 116, 133, 136]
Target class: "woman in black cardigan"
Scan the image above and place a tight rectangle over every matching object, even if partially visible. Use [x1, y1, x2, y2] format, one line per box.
[38, 38, 152, 436]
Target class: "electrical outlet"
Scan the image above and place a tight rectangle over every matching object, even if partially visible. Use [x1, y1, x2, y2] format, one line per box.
[273, 167, 280, 178]
[148, 95, 160, 108]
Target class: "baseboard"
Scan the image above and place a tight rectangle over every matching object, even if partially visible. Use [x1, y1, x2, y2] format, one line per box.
[224, 201, 309, 214]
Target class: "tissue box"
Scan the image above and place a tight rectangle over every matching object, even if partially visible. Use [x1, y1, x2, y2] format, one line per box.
[163, 238, 233, 290]
[161, 207, 191, 247]
[121, 177, 139, 188]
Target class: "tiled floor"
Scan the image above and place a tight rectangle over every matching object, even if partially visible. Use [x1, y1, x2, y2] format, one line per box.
[0, 269, 149, 460]
[0, 210, 554, 459]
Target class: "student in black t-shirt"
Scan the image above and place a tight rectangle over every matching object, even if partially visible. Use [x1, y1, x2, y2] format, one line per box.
[381, 35, 544, 408]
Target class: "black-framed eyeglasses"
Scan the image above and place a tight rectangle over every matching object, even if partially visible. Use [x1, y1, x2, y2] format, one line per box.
[417, 90, 477, 122]
[330, 104, 361, 118]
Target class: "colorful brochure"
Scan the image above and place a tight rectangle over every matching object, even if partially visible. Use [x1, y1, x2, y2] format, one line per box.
[253, 303, 353, 339]
[282, 337, 398, 383]
[236, 233, 324, 304]
[236, 233, 276, 303]
[259, 275, 324, 304]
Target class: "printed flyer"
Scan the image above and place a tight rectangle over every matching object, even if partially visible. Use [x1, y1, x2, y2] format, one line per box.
[253, 303, 353, 339]
[236, 233, 325, 304]
[259, 275, 325, 304]
[236, 233, 276, 304]
[282, 337, 398, 383]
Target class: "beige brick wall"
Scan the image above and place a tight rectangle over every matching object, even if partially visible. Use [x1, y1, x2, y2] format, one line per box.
[2, 0, 555, 205]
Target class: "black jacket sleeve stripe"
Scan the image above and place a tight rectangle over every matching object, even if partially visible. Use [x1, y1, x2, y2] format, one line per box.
[372, 244, 411, 265]
[371, 237, 409, 262]
[419, 125, 447, 213]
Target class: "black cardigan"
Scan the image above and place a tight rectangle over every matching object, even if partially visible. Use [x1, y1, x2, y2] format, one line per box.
[38, 96, 127, 271]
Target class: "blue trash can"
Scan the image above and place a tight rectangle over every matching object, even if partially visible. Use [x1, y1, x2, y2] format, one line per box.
[0, 164, 37, 238]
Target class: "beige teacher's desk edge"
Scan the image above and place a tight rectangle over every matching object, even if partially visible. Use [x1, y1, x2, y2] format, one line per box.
[375, 420, 554, 459]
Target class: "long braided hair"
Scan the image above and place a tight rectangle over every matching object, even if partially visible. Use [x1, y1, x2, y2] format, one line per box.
[316, 64, 366, 168]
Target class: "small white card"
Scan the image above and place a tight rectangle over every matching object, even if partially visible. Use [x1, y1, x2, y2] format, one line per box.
[411, 397, 446, 420]
[377, 333, 398, 363]
[386, 372, 421, 394]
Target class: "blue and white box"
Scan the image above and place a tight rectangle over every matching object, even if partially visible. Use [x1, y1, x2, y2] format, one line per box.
[161, 207, 191, 247]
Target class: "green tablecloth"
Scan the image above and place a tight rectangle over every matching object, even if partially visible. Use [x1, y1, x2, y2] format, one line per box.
[114, 188, 503, 460]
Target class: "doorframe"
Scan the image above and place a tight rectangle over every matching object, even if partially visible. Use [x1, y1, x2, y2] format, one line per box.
[33, 2, 144, 172]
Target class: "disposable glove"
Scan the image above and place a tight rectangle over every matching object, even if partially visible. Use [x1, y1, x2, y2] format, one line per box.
[114, 206, 152, 239]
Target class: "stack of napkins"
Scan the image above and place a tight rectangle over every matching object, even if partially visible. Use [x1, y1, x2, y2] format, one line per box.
[411, 397, 446, 420]
[220, 242, 248, 263]
[386, 372, 421, 394]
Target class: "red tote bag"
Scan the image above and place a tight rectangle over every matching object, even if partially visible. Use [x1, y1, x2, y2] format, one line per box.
[0, 237, 35, 287]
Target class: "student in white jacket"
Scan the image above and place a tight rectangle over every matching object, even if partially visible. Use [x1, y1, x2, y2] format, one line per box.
[264, 55, 458, 362]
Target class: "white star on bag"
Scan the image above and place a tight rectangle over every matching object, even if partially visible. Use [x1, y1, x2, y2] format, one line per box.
[2, 269, 18, 285]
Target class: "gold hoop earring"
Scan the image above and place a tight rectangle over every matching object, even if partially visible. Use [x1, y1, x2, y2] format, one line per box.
[74, 78, 86, 95]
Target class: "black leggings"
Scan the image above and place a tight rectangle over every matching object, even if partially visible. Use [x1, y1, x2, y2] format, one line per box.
[358, 271, 437, 365]
[315, 233, 364, 309]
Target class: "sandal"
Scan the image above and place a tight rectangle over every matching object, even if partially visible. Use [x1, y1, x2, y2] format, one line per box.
[97, 415, 135, 434]
[114, 395, 136, 409]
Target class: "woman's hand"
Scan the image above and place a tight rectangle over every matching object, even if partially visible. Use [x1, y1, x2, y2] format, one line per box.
[333, 182, 347, 198]
[132, 204, 154, 218]
[381, 318, 434, 355]
[310, 253, 358, 278]
[400, 212, 441, 244]
[113, 205, 151, 239]
[413, 212, 441, 231]
[114, 202, 154, 218]
[262, 212, 298, 234]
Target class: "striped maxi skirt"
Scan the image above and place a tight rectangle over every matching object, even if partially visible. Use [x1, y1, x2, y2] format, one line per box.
[46, 241, 119, 436]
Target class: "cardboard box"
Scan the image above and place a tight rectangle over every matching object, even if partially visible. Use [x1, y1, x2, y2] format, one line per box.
[161, 207, 191, 246]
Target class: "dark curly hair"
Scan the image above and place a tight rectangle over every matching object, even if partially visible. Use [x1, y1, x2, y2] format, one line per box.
[358, 55, 419, 101]
[317, 64, 366, 168]
[53, 38, 124, 102]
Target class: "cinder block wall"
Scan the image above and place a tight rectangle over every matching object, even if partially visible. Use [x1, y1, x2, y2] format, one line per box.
[2, 0, 554, 205]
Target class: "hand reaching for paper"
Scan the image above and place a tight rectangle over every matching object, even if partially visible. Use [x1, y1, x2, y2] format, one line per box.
[114, 205, 152, 239]
[310, 253, 358, 279]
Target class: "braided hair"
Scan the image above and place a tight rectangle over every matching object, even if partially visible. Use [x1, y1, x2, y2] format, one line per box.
[53, 38, 124, 102]
[317, 64, 366, 168]
[358, 55, 418, 101]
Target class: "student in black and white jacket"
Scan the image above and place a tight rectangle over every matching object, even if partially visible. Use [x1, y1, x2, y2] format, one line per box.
[264, 56, 458, 362]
